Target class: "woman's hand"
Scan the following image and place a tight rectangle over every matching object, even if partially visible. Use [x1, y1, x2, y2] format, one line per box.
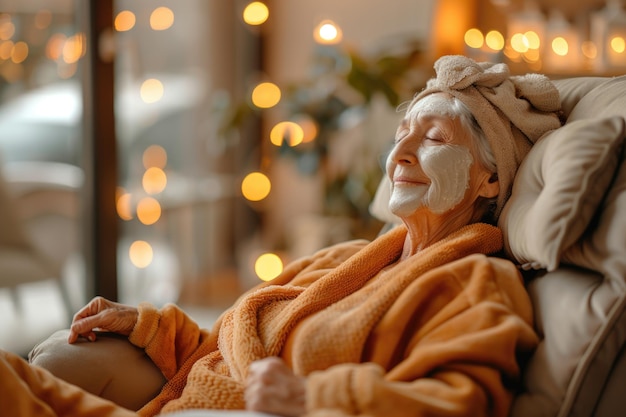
[67, 296, 139, 344]
[245, 357, 306, 417]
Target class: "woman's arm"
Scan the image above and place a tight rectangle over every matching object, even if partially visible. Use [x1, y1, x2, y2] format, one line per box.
[127, 302, 217, 380]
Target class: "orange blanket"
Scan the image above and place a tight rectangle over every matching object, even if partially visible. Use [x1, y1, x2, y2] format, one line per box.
[127, 223, 538, 417]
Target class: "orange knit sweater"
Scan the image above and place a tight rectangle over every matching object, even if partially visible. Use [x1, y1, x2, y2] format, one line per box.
[129, 223, 537, 417]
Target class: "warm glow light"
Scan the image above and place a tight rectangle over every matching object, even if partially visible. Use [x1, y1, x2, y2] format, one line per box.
[255, 253, 283, 281]
[251, 82, 281, 108]
[610, 36, 626, 53]
[62, 33, 85, 63]
[142, 167, 167, 194]
[34, 10, 52, 30]
[143, 145, 168, 169]
[150, 7, 174, 31]
[0, 20, 15, 41]
[523, 49, 541, 62]
[270, 121, 305, 147]
[140, 78, 164, 103]
[314, 20, 342, 44]
[464, 28, 484, 49]
[293, 114, 318, 143]
[116, 191, 133, 221]
[243, 2, 269, 25]
[510, 33, 529, 53]
[241, 172, 271, 201]
[0, 40, 13, 60]
[552, 37, 569, 56]
[46, 34, 65, 60]
[129, 240, 153, 268]
[10, 41, 28, 63]
[485, 30, 504, 51]
[115, 10, 136, 32]
[582, 41, 597, 59]
[524, 31, 541, 49]
[136, 197, 162, 225]
[504, 45, 522, 61]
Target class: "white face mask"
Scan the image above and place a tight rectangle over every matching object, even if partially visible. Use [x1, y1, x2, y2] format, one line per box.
[388, 143, 473, 217]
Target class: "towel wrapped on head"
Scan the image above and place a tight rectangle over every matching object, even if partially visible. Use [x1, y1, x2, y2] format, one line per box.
[411, 55, 562, 218]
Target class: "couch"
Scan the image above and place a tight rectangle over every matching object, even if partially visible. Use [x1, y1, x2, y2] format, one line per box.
[29, 74, 626, 417]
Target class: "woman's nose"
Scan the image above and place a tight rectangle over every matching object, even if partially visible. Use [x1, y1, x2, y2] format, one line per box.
[390, 140, 419, 165]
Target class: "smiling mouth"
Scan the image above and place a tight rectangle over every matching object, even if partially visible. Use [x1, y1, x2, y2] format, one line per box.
[393, 177, 427, 186]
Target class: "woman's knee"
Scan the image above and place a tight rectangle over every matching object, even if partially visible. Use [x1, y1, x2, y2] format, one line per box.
[28, 329, 166, 411]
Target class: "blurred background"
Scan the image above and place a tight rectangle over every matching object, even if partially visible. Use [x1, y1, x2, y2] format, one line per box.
[0, 0, 624, 355]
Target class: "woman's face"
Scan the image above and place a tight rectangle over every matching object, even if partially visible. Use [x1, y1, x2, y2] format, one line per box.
[386, 93, 497, 220]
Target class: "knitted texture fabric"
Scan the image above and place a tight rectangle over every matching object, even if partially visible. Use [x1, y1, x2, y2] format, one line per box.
[412, 55, 562, 219]
[0, 223, 537, 416]
[122, 222, 537, 417]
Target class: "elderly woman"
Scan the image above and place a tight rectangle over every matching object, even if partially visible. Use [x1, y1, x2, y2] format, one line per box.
[2, 55, 561, 417]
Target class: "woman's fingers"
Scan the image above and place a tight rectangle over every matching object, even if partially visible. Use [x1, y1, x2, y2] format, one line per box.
[245, 357, 305, 417]
[67, 297, 138, 344]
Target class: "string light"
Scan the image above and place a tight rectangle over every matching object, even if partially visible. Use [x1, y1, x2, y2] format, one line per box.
[140, 78, 164, 103]
[241, 172, 271, 202]
[255, 253, 283, 281]
[313, 20, 342, 44]
[243, 2, 269, 26]
[251, 82, 281, 108]
[114, 10, 136, 32]
[129, 240, 153, 268]
[136, 197, 162, 225]
[270, 121, 304, 147]
[150, 7, 174, 31]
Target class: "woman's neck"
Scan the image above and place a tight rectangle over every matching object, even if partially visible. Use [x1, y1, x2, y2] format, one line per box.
[400, 209, 473, 259]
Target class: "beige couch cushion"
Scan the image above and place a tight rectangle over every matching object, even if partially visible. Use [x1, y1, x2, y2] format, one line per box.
[511, 75, 626, 417]
[498, 116, 625, 271]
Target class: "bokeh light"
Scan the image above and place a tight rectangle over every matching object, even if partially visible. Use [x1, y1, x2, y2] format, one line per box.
[0, 18, 15, 41]
[243, 2, 269, 25]
[255, 253, 283, 281]
[485, 30, 504, 51]
[314, 20, 342, 44]
[0, 40, 13, 60]
[140, 78, 164, 103]
[62, 33, 85, 63]
[292, 114, 318, 143]
[464, 28, 484, 49]
[115, 10, 136, 32]
[142, 167, 167, 194]
[11, 41, 28, 64]
[136, 197, 162, 225]
[34, 10, 52, 30]
[116, 189, 133, 221]
[241, 172, 271, 201]
[251, 82, 281, 108]
[129, 240, 153, 268]
[582, 41, 597, 59]
[143, 145, 168, 169]
[611, 36, 626, 53]
[150, 7, 174, 31]
[45, 34, 64, 60]
[551, 37, 569, 56]
[510, 33, 529, 53]
[270, 121, 304, 147]
[524, 31, 541, 50]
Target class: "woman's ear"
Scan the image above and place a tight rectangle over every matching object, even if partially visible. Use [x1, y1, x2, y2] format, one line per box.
[479, 172, 499, 199]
